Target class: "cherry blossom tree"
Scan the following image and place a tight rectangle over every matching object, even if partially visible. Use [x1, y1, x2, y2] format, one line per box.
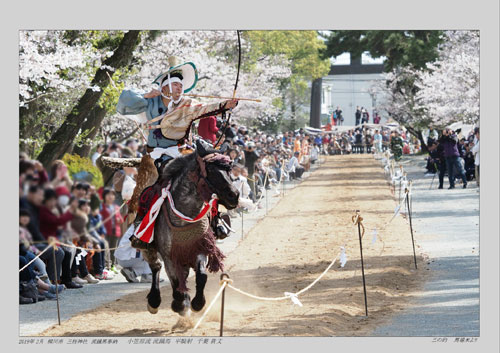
[415, 30, 479, 126]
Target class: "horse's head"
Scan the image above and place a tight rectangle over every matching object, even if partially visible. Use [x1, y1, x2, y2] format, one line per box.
[196, 139, 239, 209]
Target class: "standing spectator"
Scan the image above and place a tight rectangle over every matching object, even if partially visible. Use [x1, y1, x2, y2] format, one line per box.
[373, 130, 383, 153]
[365, 129, 373, 153]
[91, 144, 105, 165]
[197, 115, 219, 144]
[335, 106, 343, 126]
[390, 131, 404, 161]
[354, 129, 364, 154]
[471, 129, 480, 187]
[361, 108, 369, 124]
[100, 188, 124, 272]
[355, 106, 361, 126]
[439, 128, 468, 189]
[332, 110, 337, 126]
[244, 142, 259, 201]
[125, 139, 143, 158]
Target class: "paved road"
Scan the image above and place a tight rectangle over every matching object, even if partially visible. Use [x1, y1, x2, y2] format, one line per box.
[371, 154, 479, 337]
[19, 159, 321, 336]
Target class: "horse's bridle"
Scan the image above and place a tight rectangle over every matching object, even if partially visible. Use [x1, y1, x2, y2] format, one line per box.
[195, 153, 232, 201]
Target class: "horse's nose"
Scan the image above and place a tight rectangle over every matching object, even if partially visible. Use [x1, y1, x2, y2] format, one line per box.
[226, 191, 239, 209]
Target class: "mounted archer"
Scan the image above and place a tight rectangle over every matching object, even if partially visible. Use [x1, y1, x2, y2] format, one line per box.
[116, 56, 238, 249]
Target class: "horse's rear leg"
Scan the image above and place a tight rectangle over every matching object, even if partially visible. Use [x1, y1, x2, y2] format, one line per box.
[191, 254, 207, 312]
[141, 248, 162, 314]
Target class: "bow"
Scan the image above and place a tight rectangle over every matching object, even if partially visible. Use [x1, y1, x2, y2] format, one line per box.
[215, 30, 241, 147]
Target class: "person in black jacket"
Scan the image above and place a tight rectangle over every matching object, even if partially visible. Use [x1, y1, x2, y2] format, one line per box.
[244, 142, 260, 201]
[355, 106, 361, 126]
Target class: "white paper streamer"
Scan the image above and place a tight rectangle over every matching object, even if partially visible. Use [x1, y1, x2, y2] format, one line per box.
[372, 228, 378, 244]
[340, 246, 347, 268]
[75, 249, 88, 265]
[394, 205, 401, 217]
[284, 292, 303, 307]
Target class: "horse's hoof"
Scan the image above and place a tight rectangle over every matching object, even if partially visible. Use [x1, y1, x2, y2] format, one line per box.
[147, 303, 159, 314]
[191, 295, 206, 312]
[171, 300, 185, 314]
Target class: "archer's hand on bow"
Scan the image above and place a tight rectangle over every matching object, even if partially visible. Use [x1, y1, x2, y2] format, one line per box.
[223, 99, 239, 110]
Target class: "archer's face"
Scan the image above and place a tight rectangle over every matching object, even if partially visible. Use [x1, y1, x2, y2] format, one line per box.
[162, 82, 183, 101]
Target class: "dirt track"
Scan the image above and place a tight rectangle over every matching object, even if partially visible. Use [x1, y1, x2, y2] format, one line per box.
[41, 154, 429, 337]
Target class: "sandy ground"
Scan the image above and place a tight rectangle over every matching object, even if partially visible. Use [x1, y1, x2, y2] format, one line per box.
[41, 154, 430, 337]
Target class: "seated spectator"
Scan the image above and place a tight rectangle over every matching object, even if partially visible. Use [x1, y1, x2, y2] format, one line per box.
[286, 151, 305, 180]
[19, 185, 73, 287]
[69, 199, 100, 284]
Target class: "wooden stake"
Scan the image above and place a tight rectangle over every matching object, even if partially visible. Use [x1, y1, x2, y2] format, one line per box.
[406, 186, 418, 269]
[219, 273, 230, 337]
[354, 211, 368, 316]
[52, 244, 61, 325]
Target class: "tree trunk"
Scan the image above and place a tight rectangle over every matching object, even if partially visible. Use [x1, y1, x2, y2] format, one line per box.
[405, 125, 428, 153]
[37, 30, 141, 167]
[73, 105, 108, 158]
[290, 102, 296, 131]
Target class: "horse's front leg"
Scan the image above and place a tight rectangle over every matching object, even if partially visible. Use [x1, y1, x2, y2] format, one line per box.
[191, 254, 208, 312]
[191, 255, 208, 311]
[141, 247, 162, 314]
[163, 257, 192, 316]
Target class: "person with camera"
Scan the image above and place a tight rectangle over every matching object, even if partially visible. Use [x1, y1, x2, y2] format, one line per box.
[244, 141, 259, 201]
[439, 128, 468, 189]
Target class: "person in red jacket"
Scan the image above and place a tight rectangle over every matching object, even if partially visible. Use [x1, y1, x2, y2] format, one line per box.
[100, 188, 124, 271]
[197, 115, 219, 144]
[39, 189, 76, 240]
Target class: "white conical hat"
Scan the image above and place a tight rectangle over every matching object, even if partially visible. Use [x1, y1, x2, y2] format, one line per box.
[152, 56, 198, 93]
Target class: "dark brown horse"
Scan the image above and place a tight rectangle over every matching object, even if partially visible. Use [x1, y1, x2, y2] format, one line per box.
[140, 139, 239, 316]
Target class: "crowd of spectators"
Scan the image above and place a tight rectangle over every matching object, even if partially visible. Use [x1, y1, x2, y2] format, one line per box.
[425, 127, 480, 189]
[309, 126, 419, 158]
[19, 113, 432, 305]
[19, 154, 123, 304]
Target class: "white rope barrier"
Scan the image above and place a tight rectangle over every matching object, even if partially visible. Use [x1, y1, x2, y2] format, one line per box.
[191, 252, 340, 333]
[192, 280, 229, 331]
[19, 243, 53, 273]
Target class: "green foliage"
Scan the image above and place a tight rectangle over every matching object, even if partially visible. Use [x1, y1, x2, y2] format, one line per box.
[321, 30, 444, 71]
[244, 31, 330, 127]
[245, 31, 330, 79]
[62, 153, 103, 188]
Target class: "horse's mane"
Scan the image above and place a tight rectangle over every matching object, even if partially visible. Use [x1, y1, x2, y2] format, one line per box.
[159, 152, 196, 183]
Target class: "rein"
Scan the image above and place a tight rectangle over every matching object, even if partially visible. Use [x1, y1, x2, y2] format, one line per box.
[165, 181, 217, 223]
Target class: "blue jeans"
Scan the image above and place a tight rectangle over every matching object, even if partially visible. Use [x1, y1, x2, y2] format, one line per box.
[446, 156, 467, 187]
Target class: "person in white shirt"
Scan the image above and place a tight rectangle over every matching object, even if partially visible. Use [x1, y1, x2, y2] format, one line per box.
[115, 226, 154, 283]
[91, 144, 105, 166]
[230, 164, 255, 212]
[286, 151, 305, 180]
[310, 143, 319, 164]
